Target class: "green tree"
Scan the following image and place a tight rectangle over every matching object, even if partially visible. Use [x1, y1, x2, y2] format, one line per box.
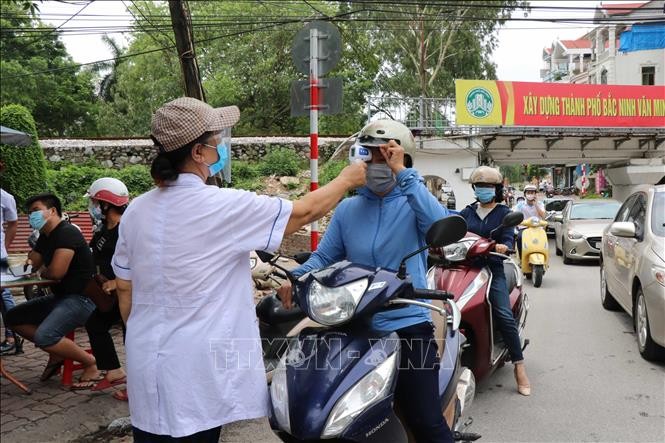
[0, 2, 98, 136]
[98, 1, 378, 136]
[0, 104, 48, 210]
[364, 1, 527, 98]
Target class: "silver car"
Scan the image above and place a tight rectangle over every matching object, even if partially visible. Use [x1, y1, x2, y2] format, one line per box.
[600, 185, 665, 361]
[544, 197, 572, 237]
[554, 200, 621, 264]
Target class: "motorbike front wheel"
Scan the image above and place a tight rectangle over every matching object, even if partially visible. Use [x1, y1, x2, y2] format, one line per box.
[531, 265, 544, 287]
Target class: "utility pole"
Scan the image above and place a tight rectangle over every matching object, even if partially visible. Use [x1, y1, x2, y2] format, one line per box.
[168, 0, 205, 101]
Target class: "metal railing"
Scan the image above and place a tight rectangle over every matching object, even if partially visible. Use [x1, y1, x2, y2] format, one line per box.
[365, 96, 458, 133]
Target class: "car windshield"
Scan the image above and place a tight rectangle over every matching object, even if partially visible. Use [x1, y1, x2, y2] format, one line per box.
[652, 192, 665, 237]
[569, 202, 620, 220]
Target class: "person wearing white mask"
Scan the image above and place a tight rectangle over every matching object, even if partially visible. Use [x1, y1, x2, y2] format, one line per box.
[515, 184, 546, 257]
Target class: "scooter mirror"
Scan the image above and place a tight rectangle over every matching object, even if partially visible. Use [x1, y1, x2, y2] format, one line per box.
[501, 211, 524, 228]
[255, 250, 276, 264]
[426, 215, 468, 248]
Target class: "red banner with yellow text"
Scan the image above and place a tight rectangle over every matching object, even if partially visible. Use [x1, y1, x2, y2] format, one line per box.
[455, 80, 665, 127]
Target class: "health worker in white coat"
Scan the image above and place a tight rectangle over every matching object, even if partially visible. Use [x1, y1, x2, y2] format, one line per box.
[111, 97, 366, 442]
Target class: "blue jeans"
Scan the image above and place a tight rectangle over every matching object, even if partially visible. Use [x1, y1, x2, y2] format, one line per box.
[395, 322, 454, 443]
[488, 262, 524, 363]
[6, 293, 96, 348]
[2, 289, 16, 339]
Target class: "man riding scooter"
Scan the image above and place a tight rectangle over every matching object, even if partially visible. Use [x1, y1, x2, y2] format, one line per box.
[515, 185, 546, 258]
[515, 185, 549, 287]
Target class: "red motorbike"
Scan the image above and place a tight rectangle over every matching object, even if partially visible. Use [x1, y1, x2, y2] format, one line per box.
[428, 212, 529, 382]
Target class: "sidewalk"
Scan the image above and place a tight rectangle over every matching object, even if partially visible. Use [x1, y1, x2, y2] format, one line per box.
[1, 322, 129, 443]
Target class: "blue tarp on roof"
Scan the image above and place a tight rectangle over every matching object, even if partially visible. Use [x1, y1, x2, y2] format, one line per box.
[619, 23, 665, 52]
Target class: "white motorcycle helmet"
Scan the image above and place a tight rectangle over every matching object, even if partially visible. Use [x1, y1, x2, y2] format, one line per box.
[350, 119, 417, 167]
[524, 184, 538, 201]
[85, 177, 129, 207]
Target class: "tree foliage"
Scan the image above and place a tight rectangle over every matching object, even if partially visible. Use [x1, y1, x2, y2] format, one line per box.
[0, 1, 98, 136]
[46, 163, 153, 210]
[0, 104, 48, 210]
[361, 1, 527, 98]
[97, 1, 379, 137]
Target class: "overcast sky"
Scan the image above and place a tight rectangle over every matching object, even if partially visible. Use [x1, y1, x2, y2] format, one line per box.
[37, 0, 636, 83]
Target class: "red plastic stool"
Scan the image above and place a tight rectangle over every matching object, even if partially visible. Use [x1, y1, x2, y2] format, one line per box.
[61, 329, 92, 387]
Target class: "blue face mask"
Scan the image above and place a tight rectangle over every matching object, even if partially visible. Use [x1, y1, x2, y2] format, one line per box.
[203, 142, 229, 177]
[474, 187, 495, 203]
[29, 210, 48, 230]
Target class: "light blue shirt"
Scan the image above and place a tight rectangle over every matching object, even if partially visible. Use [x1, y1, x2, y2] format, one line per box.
[293, 168, 450, 332]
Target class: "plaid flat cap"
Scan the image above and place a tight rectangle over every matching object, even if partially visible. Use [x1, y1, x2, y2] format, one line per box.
[151, 97, 240, 152]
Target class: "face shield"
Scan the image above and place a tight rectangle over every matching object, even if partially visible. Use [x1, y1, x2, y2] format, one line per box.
[215, 127, 232, 183]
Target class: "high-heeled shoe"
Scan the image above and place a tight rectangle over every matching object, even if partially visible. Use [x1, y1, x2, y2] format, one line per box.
[514, 364, 531, 396]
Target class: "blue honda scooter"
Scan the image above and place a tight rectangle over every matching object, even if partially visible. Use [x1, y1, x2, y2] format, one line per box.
[260, 216, 481, 442]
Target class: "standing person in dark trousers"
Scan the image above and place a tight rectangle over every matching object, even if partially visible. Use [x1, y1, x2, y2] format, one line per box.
[459, 166, 531, 396]
[75, 178, 129, 398]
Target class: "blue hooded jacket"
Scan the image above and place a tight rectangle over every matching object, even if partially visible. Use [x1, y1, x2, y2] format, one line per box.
[292, 168, 451, 332]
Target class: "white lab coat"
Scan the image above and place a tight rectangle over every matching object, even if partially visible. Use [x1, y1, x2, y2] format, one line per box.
[112, 173, 293, 437]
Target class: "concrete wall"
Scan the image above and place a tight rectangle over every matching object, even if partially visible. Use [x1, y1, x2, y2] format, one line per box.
[615, 48, 665, 85]
[40, 137, 348, 169]
[413, 149, 479, 210]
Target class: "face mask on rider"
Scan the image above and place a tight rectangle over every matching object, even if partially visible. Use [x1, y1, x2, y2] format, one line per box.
[366, 163, 396, 194]
[474, 187, 495, 204]
[28, 209, 49, 231]
[88, 201, 103, 223]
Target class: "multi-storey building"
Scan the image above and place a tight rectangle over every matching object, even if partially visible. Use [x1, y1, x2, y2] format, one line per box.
[540, 1, 664, 85]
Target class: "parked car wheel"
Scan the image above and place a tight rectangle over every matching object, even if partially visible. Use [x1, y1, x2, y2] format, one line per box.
[532, 265, 543, 287]
[600, 260, 620, 311]
[634, 286, 665, 361]
[562, 239, 573, 264]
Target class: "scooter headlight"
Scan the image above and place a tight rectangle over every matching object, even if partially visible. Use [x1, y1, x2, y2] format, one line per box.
[443, 239, 475, 262]
[270, 356, 291, 433]
[321, 350, 399, 439]
[308, 278, 368, 326]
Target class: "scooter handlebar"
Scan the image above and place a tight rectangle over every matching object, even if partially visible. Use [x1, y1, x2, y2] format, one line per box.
[412, 288, 455, 300]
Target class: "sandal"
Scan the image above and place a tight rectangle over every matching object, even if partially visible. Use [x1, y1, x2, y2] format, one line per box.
[112, 389, 128, 401]
[91, 376, 126, 391]
[70, 374, 105, 391]
[39, 359, 64, 382]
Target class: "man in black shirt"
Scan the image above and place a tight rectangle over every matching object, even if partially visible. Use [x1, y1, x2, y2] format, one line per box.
[6, 193, 100, 384]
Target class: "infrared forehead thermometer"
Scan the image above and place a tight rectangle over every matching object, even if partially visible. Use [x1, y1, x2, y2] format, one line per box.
[348, 142, 373, 163]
